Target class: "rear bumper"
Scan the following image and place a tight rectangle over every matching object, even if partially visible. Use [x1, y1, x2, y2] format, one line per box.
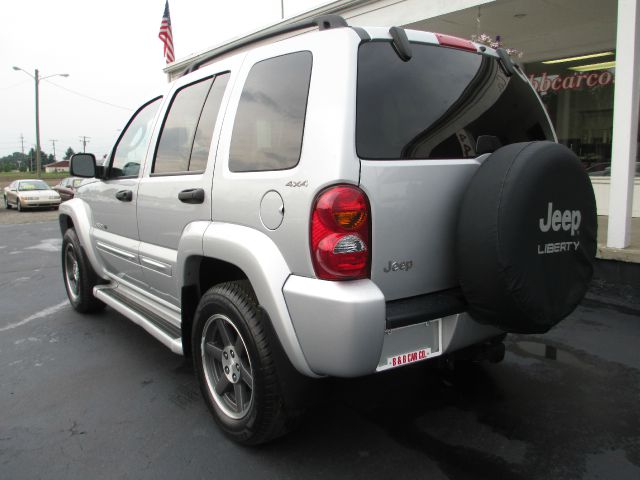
[283, 275, 503, 377]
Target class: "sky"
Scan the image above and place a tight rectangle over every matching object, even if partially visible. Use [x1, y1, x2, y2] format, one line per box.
[1, 0, 331, 159]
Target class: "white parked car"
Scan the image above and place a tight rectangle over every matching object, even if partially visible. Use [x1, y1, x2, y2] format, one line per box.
[3, 179, 62, 211]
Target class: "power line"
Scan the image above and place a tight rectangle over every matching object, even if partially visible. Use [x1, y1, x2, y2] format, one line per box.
[43, 79, 134, 111]
[0, 80, 30, 91]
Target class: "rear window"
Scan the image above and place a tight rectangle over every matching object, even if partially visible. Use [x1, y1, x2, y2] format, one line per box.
[356, 42, 554, 160]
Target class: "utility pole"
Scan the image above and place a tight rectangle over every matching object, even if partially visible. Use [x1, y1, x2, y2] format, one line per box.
[35, 68, 41, 176]
[79, 136, 91, 153]
[281, 0, 284, 18]
[20, 134, 25, 155]
[12, 67, 69, 177]
[50, 139, 58, 161]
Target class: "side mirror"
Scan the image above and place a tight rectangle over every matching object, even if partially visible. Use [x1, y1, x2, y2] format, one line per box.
[70, 153, 97, 178]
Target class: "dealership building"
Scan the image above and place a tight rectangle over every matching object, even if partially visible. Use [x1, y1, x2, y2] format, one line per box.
[167, 0, 639, 254]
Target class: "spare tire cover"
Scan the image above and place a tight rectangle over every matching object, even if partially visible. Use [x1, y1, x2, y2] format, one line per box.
[456, 141, 597, 333]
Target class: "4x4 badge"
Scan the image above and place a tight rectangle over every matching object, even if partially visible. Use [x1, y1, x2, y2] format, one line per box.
[285, 180, 308, 187]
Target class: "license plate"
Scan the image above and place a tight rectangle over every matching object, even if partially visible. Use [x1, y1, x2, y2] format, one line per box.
[376, 319, 442, 372]
[378, 347, 436, 371]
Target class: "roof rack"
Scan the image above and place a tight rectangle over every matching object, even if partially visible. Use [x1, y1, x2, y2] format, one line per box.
[181, 14, 349, 77]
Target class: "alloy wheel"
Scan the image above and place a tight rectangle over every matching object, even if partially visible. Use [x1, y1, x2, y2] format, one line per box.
[64, 244, 80, 301]
[201, 314, 254, 420]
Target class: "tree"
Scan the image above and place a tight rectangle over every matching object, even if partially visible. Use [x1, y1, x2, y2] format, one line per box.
[63, 147, 75, 160]
[0, 152, 28, 172]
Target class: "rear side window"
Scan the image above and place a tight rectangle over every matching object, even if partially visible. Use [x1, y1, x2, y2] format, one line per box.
[154, 73, 229, 174]
[229, 51, 312, 172]
[189, 73, 230, 172]
[357, 42, 554, 160]
[154, 77, 213, 174]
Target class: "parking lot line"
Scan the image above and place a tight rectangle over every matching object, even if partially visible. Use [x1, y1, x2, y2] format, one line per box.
[0, 300, 68, 332]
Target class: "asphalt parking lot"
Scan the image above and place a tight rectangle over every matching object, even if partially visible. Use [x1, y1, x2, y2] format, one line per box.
[1, 216, 639, 480]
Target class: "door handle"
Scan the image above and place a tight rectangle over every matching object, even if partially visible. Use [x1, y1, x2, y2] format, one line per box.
[115, 190, 133, 202]
[178, 188, 205, 204]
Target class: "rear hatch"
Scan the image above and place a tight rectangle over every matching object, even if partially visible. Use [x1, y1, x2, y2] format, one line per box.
[357, 34, 554, 300]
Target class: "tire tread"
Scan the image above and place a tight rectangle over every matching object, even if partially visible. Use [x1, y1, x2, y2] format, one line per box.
[194, 280, 301, 445]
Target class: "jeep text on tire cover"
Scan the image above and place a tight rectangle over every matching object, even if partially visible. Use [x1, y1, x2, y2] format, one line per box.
[59, 16, 597, 445]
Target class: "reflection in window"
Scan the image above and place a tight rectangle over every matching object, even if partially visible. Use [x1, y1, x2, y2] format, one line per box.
[154, 78, 213, 174]
[189, 73, 230, 172]
[229, 51, 312, 172]
[356, 42, 553, 160]
[154, 73, 230, 174]
[111, 98, 162, 178]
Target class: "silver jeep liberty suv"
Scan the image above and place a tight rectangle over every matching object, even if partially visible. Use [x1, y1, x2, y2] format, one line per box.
[60, 15, 597, 444]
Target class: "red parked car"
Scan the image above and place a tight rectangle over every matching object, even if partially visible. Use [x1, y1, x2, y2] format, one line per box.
[52, 177, 83, 202]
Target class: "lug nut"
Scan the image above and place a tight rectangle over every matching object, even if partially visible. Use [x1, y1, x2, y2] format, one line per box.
[236, 364, 240, 370]
[232, 374, 237, 381]
[223, 352, 228, 359]
[230, 350, 235, 358]
[225, 366, 229, 374]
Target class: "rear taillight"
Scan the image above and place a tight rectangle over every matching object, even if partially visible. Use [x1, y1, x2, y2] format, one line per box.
[310, 185, 371, 280]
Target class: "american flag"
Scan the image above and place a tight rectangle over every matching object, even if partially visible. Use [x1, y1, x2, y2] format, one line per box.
[158, 1, 175, 63]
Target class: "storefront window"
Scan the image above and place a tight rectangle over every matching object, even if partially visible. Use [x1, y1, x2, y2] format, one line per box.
[524, 52, 639, 177]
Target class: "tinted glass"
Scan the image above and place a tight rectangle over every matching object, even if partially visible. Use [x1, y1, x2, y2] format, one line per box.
[154, 77, 213, 174]
[229, 51, 312, 172]
[357, 42, 554, 160]
[189, 73, 230, 172]
[111, 98, 162, 178]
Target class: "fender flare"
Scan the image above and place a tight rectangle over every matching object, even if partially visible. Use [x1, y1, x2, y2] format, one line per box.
[59, 198, 108, 279]
[180, 222, 317, 378]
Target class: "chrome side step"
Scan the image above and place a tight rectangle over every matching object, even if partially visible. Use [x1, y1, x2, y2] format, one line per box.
[94, 285, 183, 355]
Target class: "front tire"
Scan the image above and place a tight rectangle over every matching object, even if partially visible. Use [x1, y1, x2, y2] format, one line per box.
[62, 228, 105, 313]
[16, 199, 22, 211]
[4, 196, 10, 209]
[192, 281, 298, 445]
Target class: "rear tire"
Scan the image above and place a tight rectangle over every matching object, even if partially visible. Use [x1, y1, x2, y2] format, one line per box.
[192, 281, 302, 445]
[62, 228, 105, 313]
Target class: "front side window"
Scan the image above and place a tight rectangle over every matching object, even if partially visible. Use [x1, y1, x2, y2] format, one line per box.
[110, 97, 162, 179]
[357, 42, 554, 160]
[229, 51, 312, 172]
